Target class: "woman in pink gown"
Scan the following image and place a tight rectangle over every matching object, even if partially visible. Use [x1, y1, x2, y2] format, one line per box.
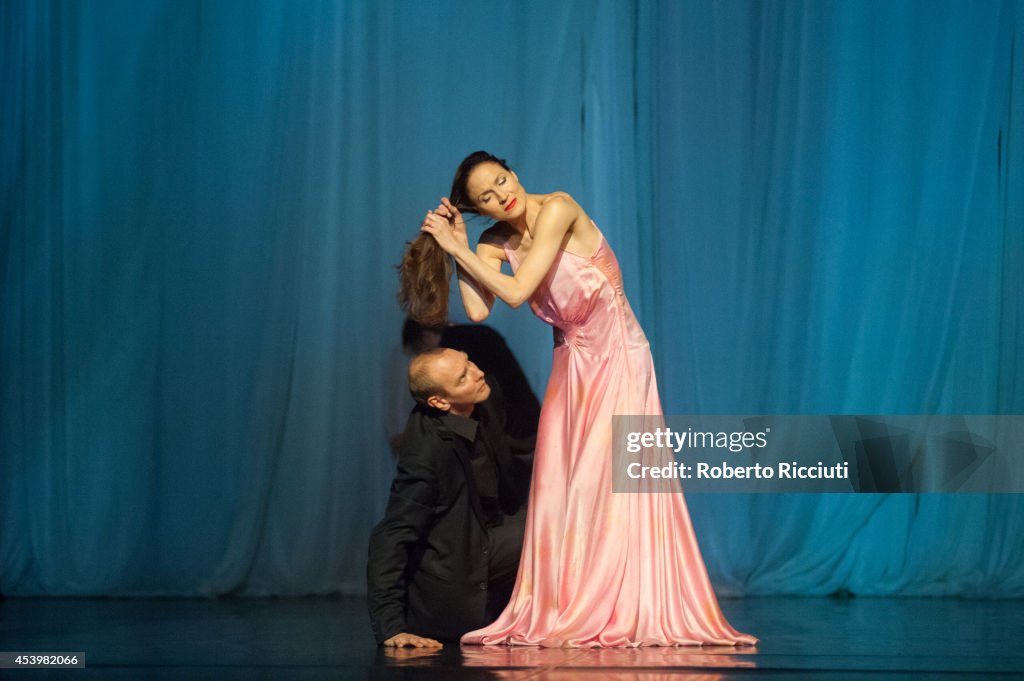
[414, 151, 756, 648]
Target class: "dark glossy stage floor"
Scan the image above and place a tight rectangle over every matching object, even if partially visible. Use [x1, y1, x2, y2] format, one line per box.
[0, 595, 1021, 679]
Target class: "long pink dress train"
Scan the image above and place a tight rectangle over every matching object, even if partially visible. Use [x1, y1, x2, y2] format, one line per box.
[461, 225, 757, 648]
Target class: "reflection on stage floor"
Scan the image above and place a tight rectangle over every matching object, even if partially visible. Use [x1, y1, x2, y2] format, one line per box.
[1, 594, 1020, 679]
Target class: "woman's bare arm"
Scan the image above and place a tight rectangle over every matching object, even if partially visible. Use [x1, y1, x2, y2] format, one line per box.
[456, 240, 502, 322]
[422, 196, 579, 309]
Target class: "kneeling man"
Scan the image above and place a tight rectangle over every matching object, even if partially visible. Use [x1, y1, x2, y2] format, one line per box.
[367, 348, 534, 647]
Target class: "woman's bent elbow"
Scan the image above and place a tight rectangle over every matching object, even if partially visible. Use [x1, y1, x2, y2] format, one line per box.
[467, 308, 490, 323]
[505, 294, 528, 309]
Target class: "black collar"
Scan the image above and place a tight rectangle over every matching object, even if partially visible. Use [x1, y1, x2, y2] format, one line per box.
[440, 410, 478, 442]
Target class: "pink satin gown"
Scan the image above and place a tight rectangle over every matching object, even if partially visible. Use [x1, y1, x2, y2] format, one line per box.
[461, 225, 757, 648]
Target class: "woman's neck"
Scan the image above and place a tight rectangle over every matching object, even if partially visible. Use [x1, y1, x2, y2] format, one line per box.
[506, 194, 543, 236]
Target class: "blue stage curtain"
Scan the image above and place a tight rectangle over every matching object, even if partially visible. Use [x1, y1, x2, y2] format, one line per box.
[2, 0, 1022, 597]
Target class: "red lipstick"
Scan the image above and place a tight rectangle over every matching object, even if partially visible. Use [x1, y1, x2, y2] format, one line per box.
[505, 197, 517, 212]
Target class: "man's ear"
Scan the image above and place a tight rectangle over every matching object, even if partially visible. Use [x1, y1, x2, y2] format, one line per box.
[426, 395, 450, 412]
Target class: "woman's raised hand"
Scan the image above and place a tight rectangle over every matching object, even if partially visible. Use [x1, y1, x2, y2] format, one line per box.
[436, 197, 467, 245]
[435, 197, 463, 223]
[420, 197, 468, 255]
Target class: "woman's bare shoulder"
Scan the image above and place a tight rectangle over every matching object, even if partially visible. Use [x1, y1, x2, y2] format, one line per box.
[540, 190, 577, 206]
[539, 191, 592, 230]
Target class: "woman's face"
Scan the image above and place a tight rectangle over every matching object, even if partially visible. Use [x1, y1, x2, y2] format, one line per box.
[465, 162, 526, 221]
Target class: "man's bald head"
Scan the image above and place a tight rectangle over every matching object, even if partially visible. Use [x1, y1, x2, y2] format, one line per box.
[408, 348, 448, 406]
[407, 347, 490, 416]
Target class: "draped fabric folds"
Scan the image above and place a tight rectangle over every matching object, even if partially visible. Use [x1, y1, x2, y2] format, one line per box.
[3, 1, 1022, 597]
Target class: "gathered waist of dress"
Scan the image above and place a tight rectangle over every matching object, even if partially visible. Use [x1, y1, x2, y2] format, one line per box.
[553, 318, 650, 351]
[552, 326, 575, 348]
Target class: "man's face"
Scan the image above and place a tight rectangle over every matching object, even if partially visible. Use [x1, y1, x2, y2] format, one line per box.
[426, 349, 490, 413]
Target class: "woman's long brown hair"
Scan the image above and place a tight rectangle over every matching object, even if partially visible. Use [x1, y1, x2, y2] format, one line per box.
[397, 234, 452, 326]
[397, 151, 510, 325]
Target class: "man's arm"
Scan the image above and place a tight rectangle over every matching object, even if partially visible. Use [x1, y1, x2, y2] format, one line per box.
[366, 448, 439, 645]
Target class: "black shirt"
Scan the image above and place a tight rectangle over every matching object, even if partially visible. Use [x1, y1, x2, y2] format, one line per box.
[442, 410, 502, 527]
